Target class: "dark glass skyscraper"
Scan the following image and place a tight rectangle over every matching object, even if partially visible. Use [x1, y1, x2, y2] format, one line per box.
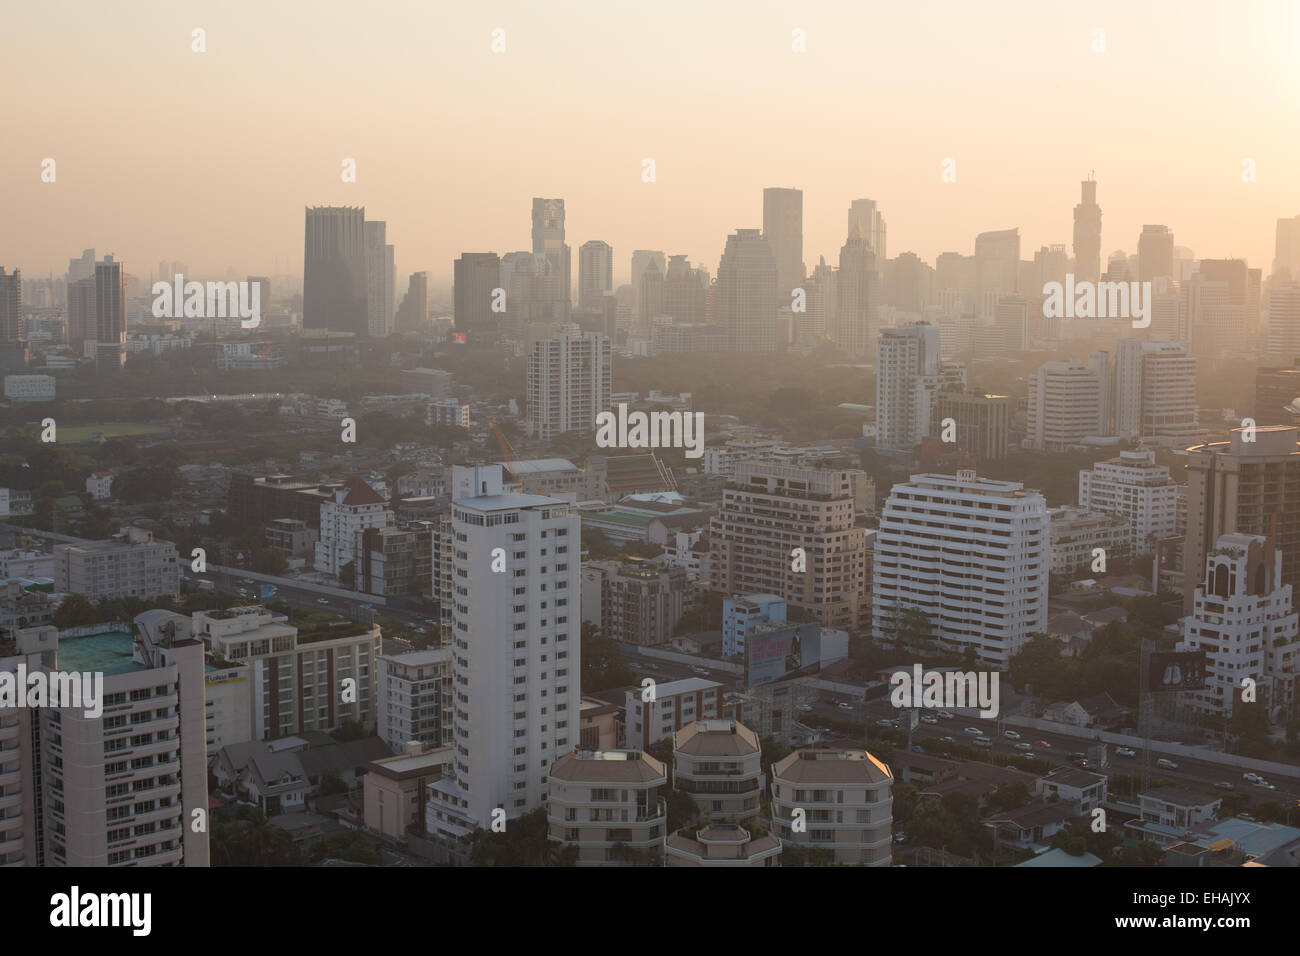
[303, 206, 368, 334]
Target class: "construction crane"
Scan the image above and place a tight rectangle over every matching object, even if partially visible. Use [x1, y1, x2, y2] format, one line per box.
[488, 417, 517, 478]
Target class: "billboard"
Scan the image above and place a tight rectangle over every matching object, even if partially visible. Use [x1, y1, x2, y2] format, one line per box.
[746, 623, 844, 688]
[1148, 651, 1207, 692]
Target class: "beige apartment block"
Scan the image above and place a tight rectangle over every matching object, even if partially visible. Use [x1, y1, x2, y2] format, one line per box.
[547, 749, 667, 866]
[673, 719, 762, 823]
[770, 748, 893, 866]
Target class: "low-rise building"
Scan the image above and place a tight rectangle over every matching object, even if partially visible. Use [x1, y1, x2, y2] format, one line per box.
[53, 527, 179, 601]
[673, 719, 762, 822]
[770, 748, 893, 866]
[625, 677, 723, 750]
[546, 749, 668, 866]
[376, 647, 453, 754]
[665, 823, 781, 867]
[363, 742, 453, 840]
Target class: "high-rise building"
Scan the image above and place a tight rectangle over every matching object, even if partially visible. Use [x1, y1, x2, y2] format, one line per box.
[425, 465, 581, 836]
[662, 255, 708, 324]
[525, 326, 611, 440]
[717, 229, 778, 352]
[974, 228, 1020, 317]
[1267, 285, 1300, 358]
[884, 251, 934, 313]
[930, 390, 1014, 461]
[1026, 357, 1107, 450]
[1178, 534, 1300, 722]
[1187, 259, 1250, 360]
[578, 240, 613, 305]
[66, 276, 96, 357]
[453, 252, 502, 341]
[1184, 426, 1300, 613]
[395, 271, 429, 331]
[873, 471, 1049, 667]
[763, 187, 805, 300]
[0, 267, 20, 344]
[581, 560, 687, 646]
[1077, 448, 1181, 557]
[708, 462, 870, 630]
[1274, 214, 1300, 282]
[67, 248, 95, 283]
[303, 206, 368, 334]
[364, 220, 394, 338]
[531, 198, 571, 308]
[1072, 177, 1102, 283]
[835, 223, 878, 356]
[847, 199, 887, 277]
[1134, 341, 1199, 446]
[630, 250, 666, 315]
[638, 257, 664, 330]
[376, 647, 454, 754]
[94, 255, 125, 367]
[314, 476, 394, 580]
[876, 324, 962, 450]
[1138, 225, 1175, 281]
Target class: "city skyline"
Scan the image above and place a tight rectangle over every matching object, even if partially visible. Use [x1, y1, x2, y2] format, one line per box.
[5, 1, 1300, 283]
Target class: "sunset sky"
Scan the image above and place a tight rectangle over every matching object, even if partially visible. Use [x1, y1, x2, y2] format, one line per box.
[4, 0, 1299, 288]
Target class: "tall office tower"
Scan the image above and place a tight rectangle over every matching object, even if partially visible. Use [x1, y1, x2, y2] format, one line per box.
[525, 326, 611, 440]
[876, 323, 954, 449]
[662, 255, 707, 324]
[453, 252, 502, 341]
[873, 471, 1049, 668]
[531, 198, 571, 308]
[364, 220, 394, 338]
[1027, 357, 1106, 450]
[395, 271, 430, 331]
[424, 464, 581, 834]
[992, 294, 1029, 352]
[1078, 448, 1180, 557]
[1184, 425, 1300, 613]
[813, 257, 838, 337]
[883, 252, 934, 313]
[630, 250, 666, 314]
[847, 199, 887, 277]
[835, 222, 878, 356]
[1148, 277, 1185, 341]
[1177, 534, 1300, 721]
[93, 255, 126, 368]
[67, 248, 95, 283]
[304, 206, 367, 334]
[0, 267, 19, 342]
[1138, 341, 1199, 446]
[717, 229, 778, 352]
[708, 462, 870, 630]
[66, 277, 97, 356]
[1138, 225, 1175, 281]
[974, 228, 1020, 317]
[1072, 177, 1102, 283]
[1034, 244, 1069, 290]
[762, 187, 805, 299]
[1255, 362, 1300, 425]
[638, 257, 664, 329]
[578, 240, 613, 305]
[1105, 250, 1131, 283]
[1113, 337, 1144, 439]
[930, 390, 1014, 461]
[29, 612, 211, 866]
[934, 252, 977, 315]
[1275, 214, 1300, 282]
[1186, 260, 1250, 360]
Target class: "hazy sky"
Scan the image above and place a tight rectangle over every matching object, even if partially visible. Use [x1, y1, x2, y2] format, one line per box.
[4, 0, 1299, 288]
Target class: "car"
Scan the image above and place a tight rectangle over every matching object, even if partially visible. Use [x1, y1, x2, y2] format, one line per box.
[796, 704, 813, 712]
[1115, 747, 1137, 758]
[874, 717, 893, 725]
[412, 627, 426, 634]
[691, 666, 710, 675]
[938, 736, 955, 743]
[1014, 742, 1032, 751]
[1003, 730, 1021, 740]
[424, 619, 438, 625]
[963, 726, 981, 735]
[1156, 758, 1178, 770]
[1071, 757, 1090, 767]
[1243, 772, 1263, 784]
[936, 710, 955, 720]
[973, 737, 992, 748]
[1035, 740, 1052, 749]
[1254, 780, 1277, 790]
[893, 832, 906, 844]
[1214, 781, 1235, 791]
[317, 598, 330, 604]
[920, 714, 939, 724]
[237, 588, 249, 596]
[910, 746, 924, 753]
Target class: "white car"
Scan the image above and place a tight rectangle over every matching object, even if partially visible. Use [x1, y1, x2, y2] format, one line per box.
[691, 666, 709, 675]
[937, 710, 955, 720]
[873, 717, 893, 726]
[1214, 781, 1235, 791]
[1014, 742, 1032, 751]
[1115, 747, 1137, 757]
[796, 704, 813, 712]
[1003, 730, 1021, 740]
[317, 598, 330, 604]
[1156, 758, 1178, 770]
[963, 726, 981, 736]
[836, 702, 853, 711]
[920, 714, 939, 724]
[1243, 772, 1263, 784]
[1254, 780, 1276, 790]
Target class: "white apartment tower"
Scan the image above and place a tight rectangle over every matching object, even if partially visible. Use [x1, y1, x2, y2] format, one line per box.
[314, 477, 393, 578]
[874, 471, 1049, 667]
[426, 465, 581, 839]
[876, 323, 962, 450]
[1178, 534, 1300, 722]
[1027, 356, 1108, 450]
[526, 326, 612, 440]
[1077, 448, 1181, 557]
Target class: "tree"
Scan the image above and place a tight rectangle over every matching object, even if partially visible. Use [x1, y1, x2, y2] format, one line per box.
[52, 593, 98, 629]
[580, 621, 635, 693]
